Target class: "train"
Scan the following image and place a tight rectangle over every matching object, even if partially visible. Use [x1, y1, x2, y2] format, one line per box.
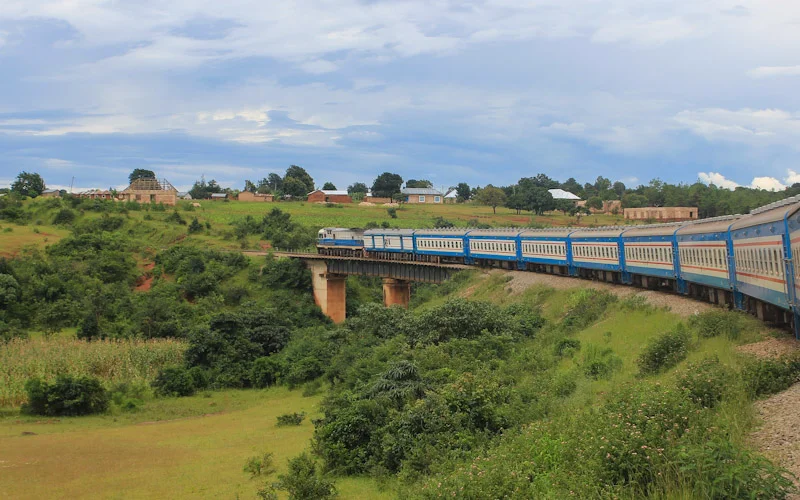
[317, 195, 800, 336]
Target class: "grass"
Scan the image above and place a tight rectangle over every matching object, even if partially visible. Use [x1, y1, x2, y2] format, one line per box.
[0, 221, 70, 257]
[0, 337, 187, 407]
[0, 387, 391, 499]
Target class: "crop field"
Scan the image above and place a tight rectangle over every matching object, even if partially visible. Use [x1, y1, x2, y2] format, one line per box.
[0, 338, 186, 407]
[0, 388, 390, 499]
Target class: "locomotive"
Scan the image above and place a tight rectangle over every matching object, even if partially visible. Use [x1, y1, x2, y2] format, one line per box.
[316, 195, 800, 336]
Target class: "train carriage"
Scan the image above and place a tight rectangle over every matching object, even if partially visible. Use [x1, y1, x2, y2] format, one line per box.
[730, 199, 800, 313]
[364, 228, 415, 260]
[466, 229, 521, 267]
[621, 223, 685, 289]
[413, 228, 469, 264]
[316, 227, 365, 257]
[519, 228, 574, 274]
[568, 227, 625, 282]
[675, 216, 739, 302]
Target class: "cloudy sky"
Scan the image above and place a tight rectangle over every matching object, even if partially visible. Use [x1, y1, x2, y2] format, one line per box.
[2, 1, 800, 192]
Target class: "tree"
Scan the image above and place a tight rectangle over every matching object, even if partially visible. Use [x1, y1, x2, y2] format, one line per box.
[476, 185, 507, 214]
[612, 181, 626, 198]
[11, 172, 45, 198]
[188, 178, 223, 200]
[587, 196, 604, 210]
[243, 180, 257, 193]
[456, 182, 471, 201]
[372, 173, 403, 198]
[525, 187, 555, 215]
[405, 179, 432, 188]
[561, 178, 583, 198]
[621, 193, 648, 208]
[268, 173, 283, 192]
[322, 182, 337, 190]
[347, 182, 368, 195]
[282, 177, 309, 198]
[531, 173, 559, 189]
[284, 165, 314, 195]
[594, 176, 612, 193]
[128, 169, 156, 183]
[505, 192, 526, 214]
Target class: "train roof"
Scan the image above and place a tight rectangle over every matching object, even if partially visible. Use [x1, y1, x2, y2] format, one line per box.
[676, 215, 741, 235]
[363, 228, 415, 235]
[622, 222, 687, 237]
[414, 228, 471, 236]
[320, 227, 361, 232]
[730, 196, 800, 230]
[519, 227, 577, 238]
[569, 226, 627, 238]
[466, 228, 524, 237]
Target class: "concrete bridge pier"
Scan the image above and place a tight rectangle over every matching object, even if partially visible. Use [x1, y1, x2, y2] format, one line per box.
[383, 278, 411, 308]
[308, 261, 347, 323]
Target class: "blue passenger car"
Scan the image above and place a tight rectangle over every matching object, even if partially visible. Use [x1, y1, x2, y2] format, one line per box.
[621, 223, 684, 284]
[568, 228, 625, 280]
[413, 229, 469, 262]
[675, 216, 739, 293]
[465, 229, 520, 265]
[363, 228, 415, 255]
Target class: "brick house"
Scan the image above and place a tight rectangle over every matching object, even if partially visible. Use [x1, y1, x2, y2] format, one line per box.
[307, 190, 353, 203]
[117, 178, 178, 206]
[238, 191, 274, 202]
[401, 187, 443, 204]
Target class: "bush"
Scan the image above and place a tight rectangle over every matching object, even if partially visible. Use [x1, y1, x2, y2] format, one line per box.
[432, 216, 454, 228]
[251, 356, 284, 388]
[244, 452, 276, 478]
[562, 289, 617, 331]
[53, 208, 76, 225]
[23, 375, 110, 416]
[165, 211, 186, 225]
[151, 366, 196, 397]
[677, 356, 732, 408]
[276, 412, 306, 426]
[554, 338, 581, 357]
[387, 207, 397, 218]
[637, 325, 691, 375]
[274, 453, 337, 500]
[742, 356, 800, 398]
[188, 217, 203, 234]
[581, 344, 622, 380]
[689, 310, 743, 339]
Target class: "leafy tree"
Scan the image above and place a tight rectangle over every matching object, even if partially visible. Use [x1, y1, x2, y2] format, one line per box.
[612, 181, 626, 198]
[561, 177, 584, 198]
[530, 173, 559, 189]
[525, 186, 555, 215]
[284, 165, 314, 195]
[243, 180, 257, 193]
[282, 177, 309, 198]
[188, 217, 203, 234]
[24, 376, 110, 416]
[273, 453, 337, 500]
[456, 182, 471, 201]
[322, 182, 337, 190]
[188, 178, 223, 200]
[587, 196, 604, 210]
[621, 193, 648, 208]
[347, 182, 368, 195]
[594, 176, 612, 193]
[476, 185, 507, 214]
[406, 179, 432, 188]
[267, 173, 283, 192]
[0, 274, 20, 307]
[371, 172, 403, 198]
[11, 171, 45, 198]
[128, 169, 156, 183]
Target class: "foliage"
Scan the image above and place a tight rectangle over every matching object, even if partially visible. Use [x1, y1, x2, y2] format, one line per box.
[637, 325, 692, 375]
[581, 344, 622, 380]
[456, 182, 471, 201]
[128, 169, 156, 183]
[387, 207, 397, 218]
[677, 356, 733, 408]
[187, 217, 203, 233]
[276, 412, 306, 426]
[23, 375, 110, 416]
[53, 208, 77, 225]
[11, 171, 46, 198]
[432, 216, 453, 228]
[244, 452, 277, 478]
[587, 196, 604, 210]
[273, 453, 338, 500]
[152, 366, 196, 397]
[689, 310, 743, 339]
[347, 182, 368, 195]
[258, 255, 311, 290]
[371, 172, 403, 198]
[165, 211, 186, 225]
[188, 177, 223, 200]
[284, 165, 315, 197]
[322, 182, 336, 190]
[561, 289, 617, 331]
[475, 185, 506, 214]
[742, 355, 800, 398]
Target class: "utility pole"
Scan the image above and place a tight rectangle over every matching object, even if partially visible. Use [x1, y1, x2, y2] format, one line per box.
[69, 176, 75, 194]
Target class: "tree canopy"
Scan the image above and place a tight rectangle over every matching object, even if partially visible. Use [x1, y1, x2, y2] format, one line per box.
[372, 173, 403, 198]
[11, 172, 45, 198]
[456, 182, 471, 201]
[405, 179, 432, 188]
[284, 165, 314, 196]
[128, 169, 156, 184]
[322, 182, 337, 190]
[347, 182, 368, 195]
[476, 185, 506, 214]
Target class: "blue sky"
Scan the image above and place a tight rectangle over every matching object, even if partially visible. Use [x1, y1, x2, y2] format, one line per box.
[1, 1, 800, 192]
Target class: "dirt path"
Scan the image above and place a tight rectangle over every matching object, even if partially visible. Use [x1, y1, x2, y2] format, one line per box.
[751, 383, 800, 496]
[502, 269, 714, 318]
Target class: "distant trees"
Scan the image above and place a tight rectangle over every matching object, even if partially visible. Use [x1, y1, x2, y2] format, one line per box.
[456, 182, 471, 201]
[526, 187, 555, 215]
[189, 178, 223, 200]
[406, 179, 432, 188]
[476, 185, 506, 214]
[128, 169, 156, 183]
[347, 182, 368, 195]
[11, 172, 45, 198]
[284, 165, 314, 197]
[587, 197, 604, 210]
[322, 182, 337, 190]
[372, 173, 404, 198]
[243, 180, 257, 193]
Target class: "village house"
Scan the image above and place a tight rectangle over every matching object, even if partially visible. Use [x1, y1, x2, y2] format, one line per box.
[117, 177, 178, 206]
[78, 189, 114, 200]
[210, 193, 228, 201]
[237, 191, 274, 202]
[40, 189, 61, 198]
[307, 190, 353, 203]
[401, 187, 443, 204]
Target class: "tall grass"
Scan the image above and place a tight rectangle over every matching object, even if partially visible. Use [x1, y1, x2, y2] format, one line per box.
[0, 338, 187, 407]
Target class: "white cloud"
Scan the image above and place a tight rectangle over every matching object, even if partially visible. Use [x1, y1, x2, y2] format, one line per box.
[698, 171, 793, 191]
[751, 176, 786, 191]
[698, 172, 740, 189]
[785, 169, 800, 185]
[43, 158, 75, 168]
[747, 65, 800, 79]
[675, 108, 800, 147]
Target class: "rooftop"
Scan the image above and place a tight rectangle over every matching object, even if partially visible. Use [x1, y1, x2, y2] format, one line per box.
[309, 190, 350, 196]
[401, 187, 443, 195]
[548, 188, 581, 200]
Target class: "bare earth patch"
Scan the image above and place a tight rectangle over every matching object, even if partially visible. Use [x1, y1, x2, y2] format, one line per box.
[503, 270, 713, 317]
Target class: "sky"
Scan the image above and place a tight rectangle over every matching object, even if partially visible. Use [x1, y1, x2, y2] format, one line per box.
[1, 1, 800, 193]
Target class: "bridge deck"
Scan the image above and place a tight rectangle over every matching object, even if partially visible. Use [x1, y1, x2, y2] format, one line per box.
[243, 251, 471, 270]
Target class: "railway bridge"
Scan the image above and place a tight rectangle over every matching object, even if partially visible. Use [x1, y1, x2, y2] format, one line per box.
[246, 252, 467, 323]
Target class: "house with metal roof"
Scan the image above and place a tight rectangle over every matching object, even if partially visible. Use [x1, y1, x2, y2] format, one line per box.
[547, 189, 581, 200]
[401, 187, 443, 204]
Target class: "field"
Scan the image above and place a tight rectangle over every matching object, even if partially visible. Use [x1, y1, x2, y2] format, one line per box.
[0, 222, 70, 258]
[0, 388, 390, 499]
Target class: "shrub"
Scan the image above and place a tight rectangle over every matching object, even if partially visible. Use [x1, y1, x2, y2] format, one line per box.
[554, 338, 581, 357]
[742, 356, 800, 398]
[110, 382, 149, 411]
[433, 216, 454, 228]
[151, 366, 196, 397]
[274, 453, 337, 500]
[581, 344, 622, 380]
[677, 356, 732, 408]
[562, 289, 617, 331]
[244, 452, 276, 478]
[23, 375, 110, 416]
[276, 412, 306, 426]
[165, 211, 186, 225]
[251, 356, 284, 388]
[53, 208, 76, 225]
[187, 217, 203, 233]
[689, 310, 743, 339]
[387, 207, 397, 218]
[637, 325, 691, 375]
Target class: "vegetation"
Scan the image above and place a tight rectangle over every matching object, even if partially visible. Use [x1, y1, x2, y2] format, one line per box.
[24, 375, 110, 416]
